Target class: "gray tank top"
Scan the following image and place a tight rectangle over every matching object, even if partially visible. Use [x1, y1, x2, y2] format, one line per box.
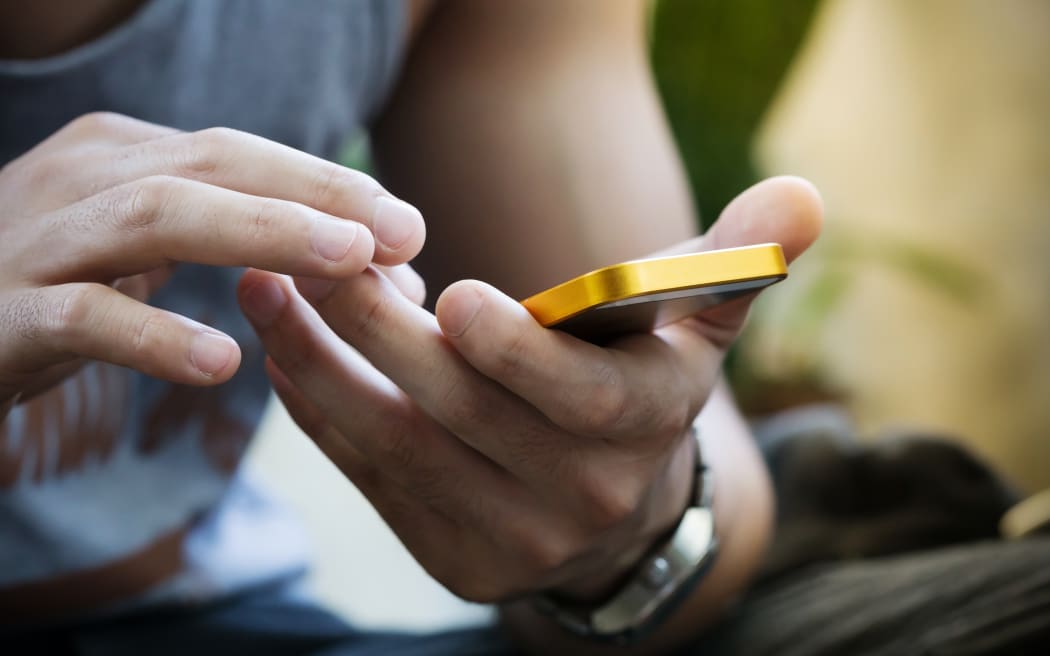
[0, 0, 407, 620]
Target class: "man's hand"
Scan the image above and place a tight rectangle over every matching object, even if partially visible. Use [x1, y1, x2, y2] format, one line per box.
[238, 177, 821, 607]
[0, 112, 425, 413]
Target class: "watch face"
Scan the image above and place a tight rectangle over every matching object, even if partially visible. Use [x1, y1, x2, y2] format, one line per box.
[591, 506, 717, 637]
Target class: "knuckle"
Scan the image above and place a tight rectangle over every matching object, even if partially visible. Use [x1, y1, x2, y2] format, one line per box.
[309, 165, 344, 209]
[52, 285, 95, 344]
[344, 168, 385, 204]
[176, 133, 230, 178]
[492, 327, 531, 380]
[193, 126, 244, 152]
[309, 165, 384, 218]
[515, 530, 575, 577]
[347, 285, 393, 341]
[572, 365, 630, 435]
[371, 406, 421, 471]
[575, 466, 640, 531]
[24, 152, 73, 186]
[180, 127, 250, 179]
[122, 175, 181, 232]
[66, 111, 130, 136]
[440, 383, 495, 435]
[130, 311, 164, 355]
[656, 395, 694, 442]
[245, 197, 285, 245]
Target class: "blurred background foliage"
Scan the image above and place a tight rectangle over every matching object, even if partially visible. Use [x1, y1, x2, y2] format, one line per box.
[649, 0, 820, 229]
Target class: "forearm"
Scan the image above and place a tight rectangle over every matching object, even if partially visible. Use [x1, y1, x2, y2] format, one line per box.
[499, 379, 774, 655]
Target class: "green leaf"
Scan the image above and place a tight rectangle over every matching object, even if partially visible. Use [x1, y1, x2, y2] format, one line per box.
[877, 241, 985, 305]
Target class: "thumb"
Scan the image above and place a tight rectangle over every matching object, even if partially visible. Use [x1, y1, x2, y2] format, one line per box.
[655, 176, 824, 348]
[703, 175, 823, 263]
[654, 176, 823, 264]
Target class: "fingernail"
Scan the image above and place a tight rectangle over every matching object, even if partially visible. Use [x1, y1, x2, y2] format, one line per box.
[373, 197, 421, 251]
[311, 219, 359, 262]
[295, 276, 336, 302]
[190, 332, 235, 377]
[443, 288, 483, 337]
[242, 278, 287, 326]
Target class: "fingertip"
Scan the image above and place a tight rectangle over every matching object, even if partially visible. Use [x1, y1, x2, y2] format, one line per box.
[435, 280, 485, 338]
[338, 220, 375, 270]
[189, 330, 241, 383]
[310, 218, 376, 275]
[709, 176, 824, 263]
[237, 267, 276, 294]
[293, 276, 337, 303]
[437, 280, 538, 343]
[768, 176, 824, 261]
[371, 197, 426, 266]
[238, 271, 290, 327]
[346, 222, 377, 273]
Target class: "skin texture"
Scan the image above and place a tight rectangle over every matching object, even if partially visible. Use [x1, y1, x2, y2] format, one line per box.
[0, 0, 822, 653]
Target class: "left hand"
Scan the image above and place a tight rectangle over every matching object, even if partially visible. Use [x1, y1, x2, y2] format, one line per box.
[238, 176, 822, 602]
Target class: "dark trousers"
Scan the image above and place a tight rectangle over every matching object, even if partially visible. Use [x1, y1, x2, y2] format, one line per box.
[10, 536, 1049, 656]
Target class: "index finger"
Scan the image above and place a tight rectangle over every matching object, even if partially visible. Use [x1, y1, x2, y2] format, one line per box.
[114, 128, 426, 265]
[25, 176, 376, 284]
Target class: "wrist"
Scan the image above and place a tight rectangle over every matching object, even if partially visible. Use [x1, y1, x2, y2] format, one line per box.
[525, 423, 719, 645]
[549, 425, 699, 602]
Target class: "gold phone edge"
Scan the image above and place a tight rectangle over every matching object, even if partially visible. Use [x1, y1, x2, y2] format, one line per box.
[521, 244, 787, 327]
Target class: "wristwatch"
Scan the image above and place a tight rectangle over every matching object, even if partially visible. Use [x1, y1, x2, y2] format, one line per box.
[531, 424, 717, 644]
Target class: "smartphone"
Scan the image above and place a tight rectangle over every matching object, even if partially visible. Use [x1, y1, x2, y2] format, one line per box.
[520, 243, 787, 342]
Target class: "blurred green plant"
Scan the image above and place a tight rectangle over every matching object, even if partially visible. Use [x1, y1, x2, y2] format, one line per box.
[650, 0, 820, 228]
[340, 133, 372, 174]
[733, 231, 988, 414]
[782, 233, 987, 341]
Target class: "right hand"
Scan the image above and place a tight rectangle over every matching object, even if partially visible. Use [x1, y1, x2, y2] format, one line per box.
[0, 112, 425, 414]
